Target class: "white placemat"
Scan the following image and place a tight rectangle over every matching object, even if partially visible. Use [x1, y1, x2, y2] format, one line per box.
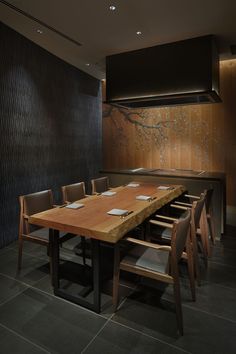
[136, 195, 152, 201]
[107, 208, 129, 216]
[101, 191, 117, 196]
[127, 183, 140, 188]
[65, 203, 84, 209]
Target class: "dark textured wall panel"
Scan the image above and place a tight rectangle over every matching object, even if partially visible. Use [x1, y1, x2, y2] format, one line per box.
[0, 22, 102, 248]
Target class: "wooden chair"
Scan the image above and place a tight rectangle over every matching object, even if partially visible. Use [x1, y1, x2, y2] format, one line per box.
[148, 193, 208, 287]
[91, 176, 109, 194]
[18, 189, 71, 275]
[174, 190, 212, 255]
[179, 189, 216, 244]
[113, 209, 192, 335]
[61, 181, 87, 204]
[61, 181, 89, 264]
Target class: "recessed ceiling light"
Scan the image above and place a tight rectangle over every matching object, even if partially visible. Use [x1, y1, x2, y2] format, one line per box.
[136, 31, 142, 35]
[36, 29, 43, 34]
[109, 5, 116, 11]
[85, 63, 90, 66]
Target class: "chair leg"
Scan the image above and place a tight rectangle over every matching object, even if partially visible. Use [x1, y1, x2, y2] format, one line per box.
[200, 208, 211, 257]
[198, 228, 209, 266]
[190, 225, 201, 286]
[186, 242, 196, 301]
[113, 244, 120, 311]
[208, 215, 216, 245]
[144, 220, 151, 241]
[173, 279, 184, 336]
[18, 238, 23, 270]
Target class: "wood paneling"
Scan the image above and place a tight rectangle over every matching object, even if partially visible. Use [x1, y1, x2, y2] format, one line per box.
[102, 59, 236, 206]
[0, 23, 102, 248]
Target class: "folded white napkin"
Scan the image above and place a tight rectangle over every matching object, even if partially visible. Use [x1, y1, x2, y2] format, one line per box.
[65, 203, 84, 209]
[136, 195, 151, 201]
[107, 208, 129, 216]
[101, 191, 117, 196]
[127, 183, 140, 188]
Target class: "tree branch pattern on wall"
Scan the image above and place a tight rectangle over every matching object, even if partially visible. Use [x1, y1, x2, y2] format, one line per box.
[103, 104, 218, 166]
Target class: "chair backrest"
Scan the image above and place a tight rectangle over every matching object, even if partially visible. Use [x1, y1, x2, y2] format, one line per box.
[19, 190, 53, 235]
[171, 209, 191, 262]
[204, 189, 214, 214]
[61, 182, 86, 203]
[91, 176, 109, 194]
[20, 190, 53, 217]
[192, 193, 205, 229]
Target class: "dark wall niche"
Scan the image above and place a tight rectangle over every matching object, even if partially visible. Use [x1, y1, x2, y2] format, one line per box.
[0, 22, 102, 248]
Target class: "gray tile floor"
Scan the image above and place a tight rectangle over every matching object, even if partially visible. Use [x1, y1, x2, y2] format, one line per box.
[0, 227, 236, 354]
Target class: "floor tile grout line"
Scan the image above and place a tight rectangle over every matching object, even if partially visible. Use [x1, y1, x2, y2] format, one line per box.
[119, 282, 137, 290]
[197, 279, 236, 292]
[208, 260, 236, 269]
[5, 244, 84, 264]
[0, 271, 50, 290]
[0, 271, 138, 318]
[0, 323, 51, 354]
[5, 245, 49, 262]
[213, 245, 236, 252]
[2, 269, 236, 324]
[80, 318, 111, 354]
[0, 270, 49, 283]
[183, 303, 236, 324]
[109, 318, 192, 354]
[0, 287, 28, 309]
[0, 271, 31, 286]
[1, 274, 111, 320]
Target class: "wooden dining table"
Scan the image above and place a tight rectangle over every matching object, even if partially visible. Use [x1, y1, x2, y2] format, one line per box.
[29, 182, 185, 312]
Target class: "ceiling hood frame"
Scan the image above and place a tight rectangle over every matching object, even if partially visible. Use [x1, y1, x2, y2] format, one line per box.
[105, 35, 221, 108]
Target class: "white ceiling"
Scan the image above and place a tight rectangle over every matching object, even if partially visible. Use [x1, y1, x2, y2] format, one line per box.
[1, 0, 236, 80]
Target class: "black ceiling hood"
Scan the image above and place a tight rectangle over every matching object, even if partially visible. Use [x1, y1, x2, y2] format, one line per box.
[105, 35, 221, 108]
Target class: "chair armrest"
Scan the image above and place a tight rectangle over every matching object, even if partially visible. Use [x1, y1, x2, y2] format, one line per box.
[155, 214, 178, 222]
[124, 237, 171, 252]
[149, 220, 174, 228]
[184, 194, 200, 200]
[170, 204, 188, 211]
[23, 213, 29, 220]
[174, 201, 192, 207]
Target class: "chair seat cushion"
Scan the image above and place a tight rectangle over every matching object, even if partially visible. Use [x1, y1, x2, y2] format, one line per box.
[29, 228, 67, 241]
[122, 245, 169, 274]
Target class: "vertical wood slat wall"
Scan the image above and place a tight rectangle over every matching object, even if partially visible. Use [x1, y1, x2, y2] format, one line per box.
[0, 23, 102, 247]
[102, 60, 236, 206]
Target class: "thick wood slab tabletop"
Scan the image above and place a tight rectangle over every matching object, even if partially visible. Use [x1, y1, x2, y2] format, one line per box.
[29, 183, 185, 243]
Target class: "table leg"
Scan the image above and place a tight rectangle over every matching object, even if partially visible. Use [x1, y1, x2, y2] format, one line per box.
[49, 228, 59, 288]
[50, 230, 101, 313]
[92, 239, 101, 313]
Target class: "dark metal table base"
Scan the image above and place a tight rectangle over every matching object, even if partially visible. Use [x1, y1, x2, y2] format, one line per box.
[49, 229, 101, 313]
